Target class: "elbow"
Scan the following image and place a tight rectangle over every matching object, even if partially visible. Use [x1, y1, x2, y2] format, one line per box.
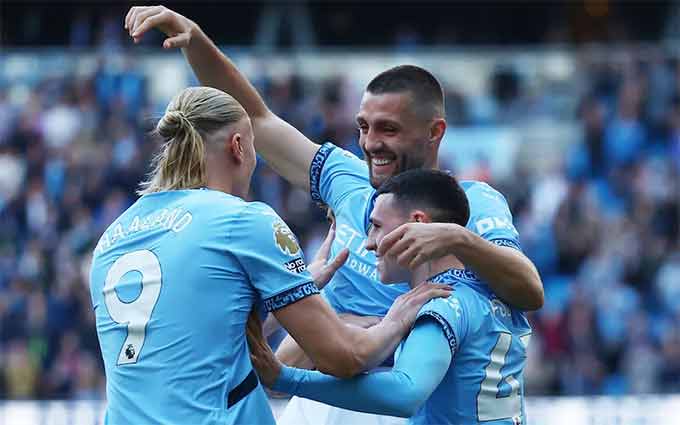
[392, 402, 420, 418]
[391, 385, 427, 417]
[316, 358, 362, 379]
[524, 272, 544, 311]
[315, 350, 364, 379]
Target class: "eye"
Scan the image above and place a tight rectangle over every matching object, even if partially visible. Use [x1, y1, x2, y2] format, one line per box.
[358, 124, 368, 134]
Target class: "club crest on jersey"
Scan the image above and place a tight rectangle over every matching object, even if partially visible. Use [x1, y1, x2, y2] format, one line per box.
[273, 221, 300, 256]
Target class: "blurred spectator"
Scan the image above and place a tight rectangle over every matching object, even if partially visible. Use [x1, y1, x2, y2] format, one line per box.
[0, 47, 679, 401]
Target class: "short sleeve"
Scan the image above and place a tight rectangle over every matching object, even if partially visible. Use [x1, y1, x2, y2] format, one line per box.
[309, 143, 370, 211]
[415, 294, 468, 355]
[462, 181, 522, 251]
[229, 202, 318, 312]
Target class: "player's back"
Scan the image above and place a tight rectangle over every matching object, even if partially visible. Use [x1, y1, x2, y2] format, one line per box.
[415, 270, 531, 425]
[90, 189, 286, 425]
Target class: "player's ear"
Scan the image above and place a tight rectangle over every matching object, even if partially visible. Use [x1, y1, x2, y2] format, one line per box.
[229, 132, 244, 164]
[429, 118, 446, 146]
[410, 210, 431, 223]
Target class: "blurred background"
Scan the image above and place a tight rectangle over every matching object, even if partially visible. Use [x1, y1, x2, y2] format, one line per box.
[1, 1, 679, 423]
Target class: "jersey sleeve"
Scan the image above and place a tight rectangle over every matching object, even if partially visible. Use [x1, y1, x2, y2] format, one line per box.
[229, 202, 318, 312]
[309, 142, 370, 211]
[416, 294, 469, 355]
[273, 319, 451, 418]
[462, 181, 522, 251]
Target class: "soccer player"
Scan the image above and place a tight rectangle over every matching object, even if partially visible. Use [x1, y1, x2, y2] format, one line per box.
[125, 6, 543, 365]
[248, 169, 532, 425]
[89, 87, 451, 425]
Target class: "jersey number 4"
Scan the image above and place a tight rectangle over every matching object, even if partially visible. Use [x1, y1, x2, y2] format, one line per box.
[477, 332, 531, 422]
[103, 250, 162, 366]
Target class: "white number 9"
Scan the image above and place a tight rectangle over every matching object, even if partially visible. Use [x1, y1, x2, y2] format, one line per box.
[103, 250, 162, 365]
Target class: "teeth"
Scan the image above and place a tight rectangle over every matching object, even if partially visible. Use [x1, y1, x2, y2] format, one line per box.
[373, 158, 393, 166]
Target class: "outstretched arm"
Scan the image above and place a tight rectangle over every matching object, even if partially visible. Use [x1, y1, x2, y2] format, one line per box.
[253, 319, 451, 417]
[126, 5, 319, 189]
[271, 283, 450, 378]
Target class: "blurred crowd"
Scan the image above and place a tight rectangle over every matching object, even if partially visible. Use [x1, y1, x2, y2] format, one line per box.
[0, 48, 678, 400]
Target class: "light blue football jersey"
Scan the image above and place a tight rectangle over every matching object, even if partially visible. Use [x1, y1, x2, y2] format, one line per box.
[89, 188, 318, 425]
[310, 142, 522, 316]
[411, 269, 532, 425]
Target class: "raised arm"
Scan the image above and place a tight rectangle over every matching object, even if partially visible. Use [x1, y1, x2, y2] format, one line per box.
[126, 5, 319, 189]
[251, 318, 452, 417]
[272, 283, 450, 378]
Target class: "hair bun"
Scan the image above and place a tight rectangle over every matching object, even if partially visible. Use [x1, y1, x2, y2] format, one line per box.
[158, 110, 193, 139]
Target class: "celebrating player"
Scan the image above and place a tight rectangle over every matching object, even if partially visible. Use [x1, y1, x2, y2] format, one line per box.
[248, 169, 532, 425]
[89, 87, 451, 425]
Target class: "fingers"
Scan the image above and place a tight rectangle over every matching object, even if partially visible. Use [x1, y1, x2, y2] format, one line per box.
[395, 244, 418, 268]
[132, 6, 164, 34]
[376, 224, 407, 257]
[326, 248, 349, 274]
[124, 6, 136, 30]
[164, 32, 191, 49]
[131, 9, 168, 40]
[410, 285, 453, 304]
[313, 225, 336, 263]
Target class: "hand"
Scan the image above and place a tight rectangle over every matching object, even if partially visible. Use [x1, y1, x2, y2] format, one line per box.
[125, 5, 195, 48]
[383, 283, 453, 334]
[378, 222, 465, 269]
[338, 313, 382, 329]
[246, 309, 282, 388]
[246, 310, 281, 388]
[307, 224, 349, 289]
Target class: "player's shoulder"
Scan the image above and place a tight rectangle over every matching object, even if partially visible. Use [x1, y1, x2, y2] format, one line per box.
[155, 188, 249, 216]
[460, 179, 506, 200]
[321, 142, 368, 173]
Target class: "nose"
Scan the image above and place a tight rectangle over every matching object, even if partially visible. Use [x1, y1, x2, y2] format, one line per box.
[362, 130, 383, 154]
[365, 231, 378, 252]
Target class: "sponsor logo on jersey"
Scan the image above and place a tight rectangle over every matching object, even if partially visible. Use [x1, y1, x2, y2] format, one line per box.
[284, 257, 307, 274]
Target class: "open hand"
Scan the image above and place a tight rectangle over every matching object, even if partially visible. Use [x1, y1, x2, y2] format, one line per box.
[307, 224, 349, 289]
[383, 283, 453, 334]
[378, 222, 463, 269]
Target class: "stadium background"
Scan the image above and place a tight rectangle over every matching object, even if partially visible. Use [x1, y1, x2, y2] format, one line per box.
[1, 1, 679, 423]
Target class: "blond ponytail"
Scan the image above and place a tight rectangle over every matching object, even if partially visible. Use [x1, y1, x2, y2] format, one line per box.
[138, 87, 247, 195]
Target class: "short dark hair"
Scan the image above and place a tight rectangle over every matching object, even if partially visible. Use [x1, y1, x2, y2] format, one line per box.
[366, 65, 445, 118]
[376, 169, 469, 226]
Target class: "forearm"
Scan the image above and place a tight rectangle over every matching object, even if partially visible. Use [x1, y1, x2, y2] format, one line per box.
[344, 320, 405, 373]
[276, 335, 315, 369]
[182, 23, 269, 118]
[273, 320, 450, 417]
[274, 366, 416, 417]
[454, 230, 543, 310]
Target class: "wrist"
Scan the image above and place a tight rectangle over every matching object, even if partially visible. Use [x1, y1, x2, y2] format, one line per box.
[448, 223, 477, 256]
[380, 314, 410, 338]
[271, 365, 294, 393]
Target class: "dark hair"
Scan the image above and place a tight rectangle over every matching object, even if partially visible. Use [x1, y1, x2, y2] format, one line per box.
[366, 65, 445, 118]
[376, 169, 469, 226]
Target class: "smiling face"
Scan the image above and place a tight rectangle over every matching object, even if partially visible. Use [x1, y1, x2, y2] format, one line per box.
[365, 194, 412, 284]
[356, 91, 438, 188]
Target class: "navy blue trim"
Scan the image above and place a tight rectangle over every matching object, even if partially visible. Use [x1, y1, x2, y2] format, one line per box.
[309, 143, 336, 204]
[227, 369, 258, 408]
[428, 268, 478, 284]
[417, 312, 457, 355]
[490, 238, 522, 251]
[263, 281, 319, 312]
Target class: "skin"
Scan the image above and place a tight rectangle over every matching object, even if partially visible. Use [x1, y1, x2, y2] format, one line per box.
[124, 6, 543, 324]
[248, 193, 465, 388]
